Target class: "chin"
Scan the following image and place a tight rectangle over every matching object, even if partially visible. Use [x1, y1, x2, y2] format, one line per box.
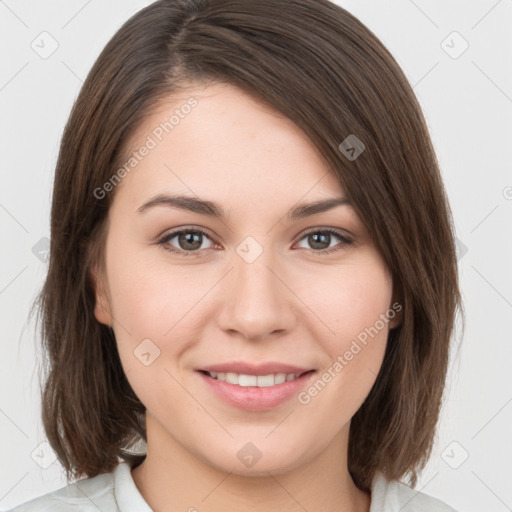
[194, 437, 312, 477]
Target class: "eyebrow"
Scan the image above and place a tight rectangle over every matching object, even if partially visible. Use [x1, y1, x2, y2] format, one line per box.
[137, 193, 351, 220]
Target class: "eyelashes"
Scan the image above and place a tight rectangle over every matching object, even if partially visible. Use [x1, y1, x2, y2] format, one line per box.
[158, 228, 216, 256]
[156, 226, 354, 257]
[294, 228, 353, 254]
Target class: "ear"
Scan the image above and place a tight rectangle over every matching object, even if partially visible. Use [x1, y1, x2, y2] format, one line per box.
[90, 262, 113, 327]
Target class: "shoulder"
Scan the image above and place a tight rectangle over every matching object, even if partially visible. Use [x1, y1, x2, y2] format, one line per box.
[5, 468, 117, 512]
[370, 471, 458, 512]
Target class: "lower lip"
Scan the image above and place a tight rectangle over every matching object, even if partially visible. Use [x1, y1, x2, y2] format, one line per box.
[197, 370, 316, 411]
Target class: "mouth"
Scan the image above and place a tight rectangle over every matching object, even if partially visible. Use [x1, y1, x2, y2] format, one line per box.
[197, 369, 315, 387]
[196, 367, 317, 411]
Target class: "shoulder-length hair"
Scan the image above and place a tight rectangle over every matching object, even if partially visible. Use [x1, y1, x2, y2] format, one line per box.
[34, 0, 462, 493]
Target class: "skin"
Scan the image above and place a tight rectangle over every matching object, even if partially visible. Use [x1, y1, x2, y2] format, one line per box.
[93, 82, 400, 512]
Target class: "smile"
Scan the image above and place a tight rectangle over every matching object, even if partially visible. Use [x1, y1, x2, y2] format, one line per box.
[204, 370, 308, 387]
[197, 369, 317, 411]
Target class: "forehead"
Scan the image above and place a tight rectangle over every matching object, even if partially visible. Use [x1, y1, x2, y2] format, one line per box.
[112, 82, 346, 213]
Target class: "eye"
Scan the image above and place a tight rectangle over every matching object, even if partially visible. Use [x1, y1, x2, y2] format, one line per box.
[157, 227, 216, 256]
[295, 229, 353, 255]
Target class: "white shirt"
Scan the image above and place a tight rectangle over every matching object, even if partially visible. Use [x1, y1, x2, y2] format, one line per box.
[5, 462, 458, 511]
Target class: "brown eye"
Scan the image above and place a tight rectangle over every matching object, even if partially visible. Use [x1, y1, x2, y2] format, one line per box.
[296, 229, 353, 254]
[176, 231, 204, 251]
[158, 228, 215, 255]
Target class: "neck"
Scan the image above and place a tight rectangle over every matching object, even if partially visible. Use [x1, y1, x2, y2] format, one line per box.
[131, 414, 370, 512]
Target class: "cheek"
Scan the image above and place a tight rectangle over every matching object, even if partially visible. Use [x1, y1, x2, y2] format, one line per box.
[105, 238, 205, 340]
[299, 260, 393, 404]
[299, 259, 393, 347]
[104, 248, 206, 399]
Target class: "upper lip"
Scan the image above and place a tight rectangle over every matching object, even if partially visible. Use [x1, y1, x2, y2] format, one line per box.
[197, 362, 314, 376]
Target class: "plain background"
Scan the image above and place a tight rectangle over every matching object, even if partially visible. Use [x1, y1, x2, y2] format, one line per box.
[1, 0, 511, 510]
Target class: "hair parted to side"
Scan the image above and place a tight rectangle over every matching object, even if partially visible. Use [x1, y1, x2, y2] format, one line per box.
[33, 0, 462, 493]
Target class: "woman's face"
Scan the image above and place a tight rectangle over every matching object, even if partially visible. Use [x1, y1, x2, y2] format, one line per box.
[93, 82, 399, 475]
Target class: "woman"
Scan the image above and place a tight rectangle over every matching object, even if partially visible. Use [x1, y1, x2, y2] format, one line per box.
[10, 0, 462, 510]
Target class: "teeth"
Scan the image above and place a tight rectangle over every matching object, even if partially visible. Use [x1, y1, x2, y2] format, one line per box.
[239, 374, 257, 386]
[207, 371, 302, 387]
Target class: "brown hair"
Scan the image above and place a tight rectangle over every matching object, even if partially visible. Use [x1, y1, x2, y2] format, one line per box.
[33, 0, 462, 493]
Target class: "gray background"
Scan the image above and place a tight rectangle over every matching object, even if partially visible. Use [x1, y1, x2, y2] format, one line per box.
[1, 0, 511, 510]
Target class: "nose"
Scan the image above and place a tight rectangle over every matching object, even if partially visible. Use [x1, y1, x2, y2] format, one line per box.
[216, 248, 297, 342]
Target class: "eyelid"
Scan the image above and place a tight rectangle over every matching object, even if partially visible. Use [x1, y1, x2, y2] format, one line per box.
[156, 225, 218, 256]
[299, 226, 353, 242]
[293, 227, 354, 255]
